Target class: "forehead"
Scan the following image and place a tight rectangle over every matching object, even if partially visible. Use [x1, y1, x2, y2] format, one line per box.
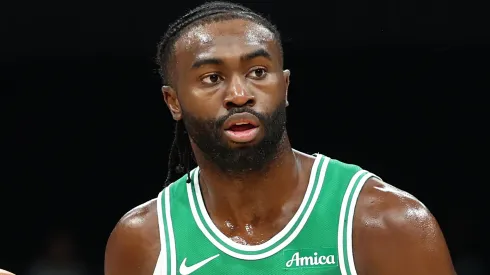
[174, 19, 278, 63]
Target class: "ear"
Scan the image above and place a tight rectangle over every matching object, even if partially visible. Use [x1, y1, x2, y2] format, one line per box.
[162, 86, 182, 121]
[283, 69, 291, 107]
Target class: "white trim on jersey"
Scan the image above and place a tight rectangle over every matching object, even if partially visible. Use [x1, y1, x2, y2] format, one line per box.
[347, 172, 376, 275]
[165, 188, 177, 275]
[337, 170, 366, 275]
[156, 191, 168, 275]
[337, 170, 380, 275]
[152, 252, 163, 275]
[193, 154, 323, 251]
[187, 156, 331, 260]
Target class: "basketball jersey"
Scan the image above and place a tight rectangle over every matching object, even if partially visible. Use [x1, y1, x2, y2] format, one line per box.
[153, 154, 379, 275]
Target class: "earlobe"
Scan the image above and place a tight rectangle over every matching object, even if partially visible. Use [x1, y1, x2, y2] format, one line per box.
[283, 70, 291, 107]
[162, 85, 182, 120]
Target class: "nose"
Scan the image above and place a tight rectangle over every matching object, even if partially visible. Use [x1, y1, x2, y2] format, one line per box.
[223, 76, 256, 110]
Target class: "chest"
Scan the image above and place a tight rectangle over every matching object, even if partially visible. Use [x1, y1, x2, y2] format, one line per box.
[155, 156, 368, 275]
[161, 184, 345, 275]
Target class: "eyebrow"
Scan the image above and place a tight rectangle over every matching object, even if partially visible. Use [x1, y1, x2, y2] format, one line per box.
[191, 48, 272, 69]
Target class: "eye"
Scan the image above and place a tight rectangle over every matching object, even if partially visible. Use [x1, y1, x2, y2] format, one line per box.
[201, 73, 223, 85]
[247, 68, 267, 79]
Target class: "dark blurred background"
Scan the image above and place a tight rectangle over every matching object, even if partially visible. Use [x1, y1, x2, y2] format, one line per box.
[1, 0, 488, 274]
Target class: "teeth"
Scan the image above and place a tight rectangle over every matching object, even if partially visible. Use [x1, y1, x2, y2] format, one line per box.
[235, 122, 249, 125]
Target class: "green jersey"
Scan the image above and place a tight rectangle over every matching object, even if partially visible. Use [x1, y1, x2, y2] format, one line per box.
[153, 154, 379, 275]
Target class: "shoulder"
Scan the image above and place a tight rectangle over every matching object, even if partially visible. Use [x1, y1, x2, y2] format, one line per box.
[104, 198, 161, 275]
[352, 177, 456, 275]
[0, 269, 14, 275]
[109, 198, 160, 242]
[355, 177, 431, 233]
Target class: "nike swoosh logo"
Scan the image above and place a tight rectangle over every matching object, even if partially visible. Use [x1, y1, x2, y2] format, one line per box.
[179, 254, 220, 275]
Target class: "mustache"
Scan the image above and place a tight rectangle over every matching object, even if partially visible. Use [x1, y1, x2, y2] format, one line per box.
[215, 107, 266, 127]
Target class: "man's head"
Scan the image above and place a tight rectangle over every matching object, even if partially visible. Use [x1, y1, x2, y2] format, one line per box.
[157, 1, 290, 183]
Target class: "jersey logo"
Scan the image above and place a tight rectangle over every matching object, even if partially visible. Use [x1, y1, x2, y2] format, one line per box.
[179, 254, 220, 275]
[283, 248, 338, 269]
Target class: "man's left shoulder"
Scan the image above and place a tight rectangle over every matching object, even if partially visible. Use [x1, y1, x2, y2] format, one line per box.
[352, 177, 455, 275]
[355, 177, 433, 232]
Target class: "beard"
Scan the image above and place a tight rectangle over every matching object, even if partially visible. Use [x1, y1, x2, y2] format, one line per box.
[182, 102, 287, 175]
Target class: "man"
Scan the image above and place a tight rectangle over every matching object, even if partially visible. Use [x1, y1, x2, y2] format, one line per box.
[105, 2, 456, 275]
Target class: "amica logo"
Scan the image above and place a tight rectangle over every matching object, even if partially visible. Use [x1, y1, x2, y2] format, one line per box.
[285, 251, 336, 268]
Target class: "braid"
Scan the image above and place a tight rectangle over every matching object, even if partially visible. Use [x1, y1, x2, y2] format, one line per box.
[164, 120, 193, 186]
[158, 1, 283, 186]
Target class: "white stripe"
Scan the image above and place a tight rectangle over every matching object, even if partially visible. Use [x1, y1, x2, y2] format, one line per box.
[156, 191, 167, 275]
[346, 172, 375, 275]
[165, 188, 177, 275]
[187, 157, 331, 260]
[192, 154, 323, 252]
[187, 170, 248, 258]
[152, 253, 163, 275]
[337, 170, 366, 275]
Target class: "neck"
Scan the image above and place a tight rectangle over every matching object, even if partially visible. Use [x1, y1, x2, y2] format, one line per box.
[191, 137, 307, 227]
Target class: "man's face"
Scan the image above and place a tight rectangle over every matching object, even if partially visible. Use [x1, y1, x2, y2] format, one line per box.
[164, 19, 290, 174]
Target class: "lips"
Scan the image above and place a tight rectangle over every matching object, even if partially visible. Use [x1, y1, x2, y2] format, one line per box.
[223, 113, 260, 143]
[223, 113, 259, 130]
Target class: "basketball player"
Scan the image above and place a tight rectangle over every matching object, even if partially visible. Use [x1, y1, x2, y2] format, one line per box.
[105, 2, 456, 274]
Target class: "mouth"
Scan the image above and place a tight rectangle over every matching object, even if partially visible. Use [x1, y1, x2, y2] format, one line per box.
[225, 121, 257, 131]
[223, 115, 260, 143]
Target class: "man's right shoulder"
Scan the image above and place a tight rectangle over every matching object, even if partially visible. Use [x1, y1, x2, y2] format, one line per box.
[118, 198, 159, 233]
[104, 198, 161, 275]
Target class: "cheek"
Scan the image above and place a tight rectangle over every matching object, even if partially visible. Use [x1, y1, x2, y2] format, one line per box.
[180, 89, 224, 118]
[253, 82, 286, 109]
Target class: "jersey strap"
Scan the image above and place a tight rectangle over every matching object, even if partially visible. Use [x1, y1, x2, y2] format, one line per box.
[156, 188, 178, 275]
[338, 170, 380, 275]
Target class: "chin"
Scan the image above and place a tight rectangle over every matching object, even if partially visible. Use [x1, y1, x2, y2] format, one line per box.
[226, 137, 262, 148]
[224, 130, 265, 147]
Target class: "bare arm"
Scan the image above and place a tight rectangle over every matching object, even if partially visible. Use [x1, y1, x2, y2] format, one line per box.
[0, 269, 14, 275]
[354, 178, 456, 275]
[104, 199, 160, 275]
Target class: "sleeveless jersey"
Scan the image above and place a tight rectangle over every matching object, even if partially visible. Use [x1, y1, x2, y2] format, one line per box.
[153, 154, 379, 275]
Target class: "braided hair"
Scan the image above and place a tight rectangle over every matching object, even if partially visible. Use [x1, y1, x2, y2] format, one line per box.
[156, 1, 283, 186]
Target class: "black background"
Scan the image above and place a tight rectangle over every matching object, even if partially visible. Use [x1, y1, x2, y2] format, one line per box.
[2, 0, 488, 274]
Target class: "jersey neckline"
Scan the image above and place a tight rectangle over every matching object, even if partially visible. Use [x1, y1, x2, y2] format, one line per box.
[186, 153, 330, 260]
